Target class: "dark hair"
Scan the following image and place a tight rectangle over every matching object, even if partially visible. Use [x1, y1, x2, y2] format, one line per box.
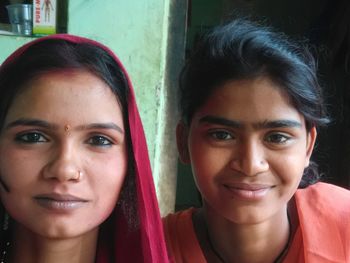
[179, 18, 330, 187]
[0, 40, 137, 228]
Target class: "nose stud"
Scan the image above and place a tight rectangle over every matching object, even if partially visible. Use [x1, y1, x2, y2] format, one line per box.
[75, 170, 83, 180]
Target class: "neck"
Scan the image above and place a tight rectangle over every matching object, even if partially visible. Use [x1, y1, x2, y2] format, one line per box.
[194, 205, 292, 263]
[9, 223, 98, 263]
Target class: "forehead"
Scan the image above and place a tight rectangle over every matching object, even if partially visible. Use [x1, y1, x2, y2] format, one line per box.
[4, 70, 123, 126]
[193, 77, 304, 125]
[16, 70, 115, 103]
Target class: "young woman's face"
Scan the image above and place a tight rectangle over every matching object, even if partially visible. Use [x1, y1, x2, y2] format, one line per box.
[177, 77, 316, 224]
[0, 70, 128, 239]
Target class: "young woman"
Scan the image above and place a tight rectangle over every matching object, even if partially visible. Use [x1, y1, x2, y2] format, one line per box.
[163, 19, 350, 262]
[0, 35, 169, 263]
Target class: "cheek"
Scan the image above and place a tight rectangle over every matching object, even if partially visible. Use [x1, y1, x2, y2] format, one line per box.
[189, 140, 228, 193]
[0, 146, 42, 189]
[271, 152, 307, 202]
[0, 148, 42, 221]
[94, 177, 126, 223]
[189, 141, 211, 182]
[273, 151, 308, 184]
[89, 152, 128, 212]
[189, 133, 231, 169]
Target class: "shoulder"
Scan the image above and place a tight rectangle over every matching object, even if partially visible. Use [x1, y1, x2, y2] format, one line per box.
[297, 181, 350, 194]
[294, 182, 350, 261]
[162, 207, 196, 237]
[296, 182, 350, 209]
[163, 208, 206, 263]
[163, 207, 195, 221]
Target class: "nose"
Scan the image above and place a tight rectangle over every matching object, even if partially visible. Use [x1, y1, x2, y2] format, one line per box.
[230, 140, 269, 176]
[42, 143, 82, 182]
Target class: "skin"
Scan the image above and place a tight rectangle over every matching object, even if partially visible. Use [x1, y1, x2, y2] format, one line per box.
[0, 70, 128, 263]
[177, 77, 317, 263]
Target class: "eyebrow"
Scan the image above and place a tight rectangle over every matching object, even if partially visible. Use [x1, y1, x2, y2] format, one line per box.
[255, 120, 302, 129]
[77, 123, 124, 134]
[199, 115, 302, 129]
[5, 118, 124, 134]
[5, 118, 57, 130]
[199, 116, 241, 128]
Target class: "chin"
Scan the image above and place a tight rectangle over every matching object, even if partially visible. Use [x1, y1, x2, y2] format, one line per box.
[218, 205, 273, 225]
[22, 221, 97, 240]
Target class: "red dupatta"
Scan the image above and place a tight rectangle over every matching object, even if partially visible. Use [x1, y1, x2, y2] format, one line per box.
[0, 34, 169, 263]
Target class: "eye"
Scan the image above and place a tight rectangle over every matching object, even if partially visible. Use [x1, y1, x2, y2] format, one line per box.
[86, 135, 113, 146]
[209, 130, 233, 140]
[265, 133, 291, 144]
[15, 132, 48, 143]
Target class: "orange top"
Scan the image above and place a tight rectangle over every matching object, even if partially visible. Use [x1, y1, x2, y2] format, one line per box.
[163, 183, 350, 262]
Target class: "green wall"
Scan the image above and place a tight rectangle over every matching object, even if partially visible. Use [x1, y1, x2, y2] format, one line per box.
[68, 0, 168, 170]
[0, 37, 33, 61]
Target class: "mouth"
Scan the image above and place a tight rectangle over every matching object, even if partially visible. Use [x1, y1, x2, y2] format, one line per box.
[222, 183, 274, 201]
[34, 194, 89, 211]
[224, 183, 274, 191]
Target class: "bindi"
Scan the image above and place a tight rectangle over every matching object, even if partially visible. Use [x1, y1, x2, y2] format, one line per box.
[64, 124, 71, 134]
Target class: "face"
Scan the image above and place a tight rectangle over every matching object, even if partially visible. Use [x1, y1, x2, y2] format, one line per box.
[177, 77, 316, 224]
[0, 70, 127, 239]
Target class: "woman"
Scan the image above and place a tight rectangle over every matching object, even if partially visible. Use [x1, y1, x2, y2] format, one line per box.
[0, 35, 169, 262]
[163, 19, 350, 262]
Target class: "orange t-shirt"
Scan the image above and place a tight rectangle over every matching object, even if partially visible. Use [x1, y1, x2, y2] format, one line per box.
[163, 183, 350, 262]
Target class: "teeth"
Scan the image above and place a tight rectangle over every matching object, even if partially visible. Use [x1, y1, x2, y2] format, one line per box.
[49, 201, 81, 209]
[36, 198, 86, 210]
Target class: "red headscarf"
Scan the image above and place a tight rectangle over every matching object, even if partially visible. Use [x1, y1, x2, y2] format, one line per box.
[0, 34, 170, 263]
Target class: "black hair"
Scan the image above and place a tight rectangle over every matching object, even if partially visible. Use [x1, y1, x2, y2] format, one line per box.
[179, 18, 330, 188]
[0, 39, 138, 233]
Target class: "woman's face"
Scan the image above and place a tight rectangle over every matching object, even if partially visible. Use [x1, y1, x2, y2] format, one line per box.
[177, 77, 316, 224]
[0, 70, 127, 239]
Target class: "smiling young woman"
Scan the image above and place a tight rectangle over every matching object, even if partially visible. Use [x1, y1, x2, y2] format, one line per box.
[163, 19, 350, 263]
[0, 35, 169, 263]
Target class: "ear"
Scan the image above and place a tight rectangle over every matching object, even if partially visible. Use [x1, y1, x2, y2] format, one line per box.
[305, 126, 317, 167]
[176, 121, 190, 164]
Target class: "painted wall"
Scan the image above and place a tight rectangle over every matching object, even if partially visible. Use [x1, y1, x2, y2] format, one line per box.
[0, 37, 33, 61]
[0, 0, 185, 215]
[68, 0, 169, 174]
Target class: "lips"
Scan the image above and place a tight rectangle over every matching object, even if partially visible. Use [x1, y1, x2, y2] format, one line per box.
[34, 193, 89, 211]
[222, 183, 274, 201]
[224, 182, 273, 191]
